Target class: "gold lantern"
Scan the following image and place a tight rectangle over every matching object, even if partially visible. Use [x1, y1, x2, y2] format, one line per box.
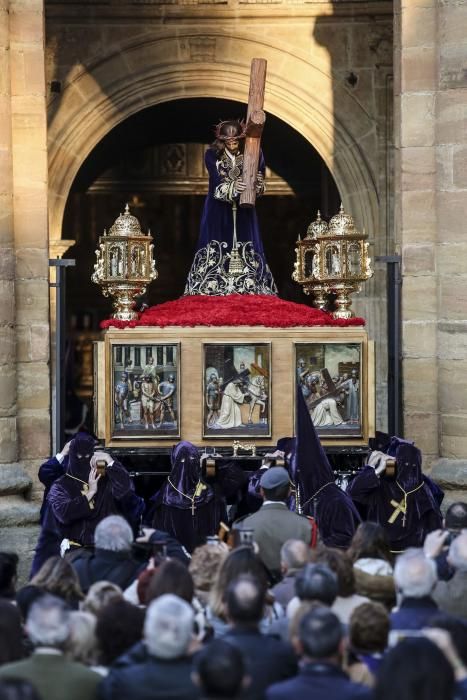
[92, 204, 158, 321]
[292, 205, 373, 319]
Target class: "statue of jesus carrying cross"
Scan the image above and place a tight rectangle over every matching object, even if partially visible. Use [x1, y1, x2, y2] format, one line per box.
[184, 58, 277, 296]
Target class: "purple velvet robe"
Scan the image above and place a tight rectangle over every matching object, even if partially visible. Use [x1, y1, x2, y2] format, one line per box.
[301, 483, 362, 549]
[197, 148, 267, 254]
[184, 147, 276, 295]
[151, 441, 227, 552]
[30, 455, 68, 576]
[293, 386, 361, 548]
[44, 434, 144, 548]
[348, 440, 443, 551]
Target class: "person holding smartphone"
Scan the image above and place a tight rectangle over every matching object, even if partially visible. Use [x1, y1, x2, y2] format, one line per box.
[41, 433, 144, 556]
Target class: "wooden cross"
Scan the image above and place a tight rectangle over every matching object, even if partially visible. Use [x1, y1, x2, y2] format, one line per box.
[240, 58, 267, 209]
[309, 368, 339, 409]
[388, 497, 407, 527]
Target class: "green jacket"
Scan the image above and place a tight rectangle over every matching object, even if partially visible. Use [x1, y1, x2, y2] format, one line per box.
[0, 651, 101, 700]
[239, 502, 312, 574]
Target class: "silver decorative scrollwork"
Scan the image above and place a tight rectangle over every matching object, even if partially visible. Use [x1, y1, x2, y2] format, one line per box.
[184, 240, 277, 296]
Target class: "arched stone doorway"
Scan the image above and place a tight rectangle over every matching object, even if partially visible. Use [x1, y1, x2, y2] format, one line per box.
[61, 97, 341, 414]
[48, 34, 379, 247]
[47, 34, 386, 431]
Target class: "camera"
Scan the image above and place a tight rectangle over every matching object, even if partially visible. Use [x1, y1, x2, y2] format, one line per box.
[95, 460, 107, 476]
[384, 458, 397, 478]
[233, 528, 255, 548]
[200, 449, 222, 478]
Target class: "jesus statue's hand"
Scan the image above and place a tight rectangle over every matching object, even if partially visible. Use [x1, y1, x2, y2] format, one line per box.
[255, 172, 264, 193]
[235, 179, 246, 194]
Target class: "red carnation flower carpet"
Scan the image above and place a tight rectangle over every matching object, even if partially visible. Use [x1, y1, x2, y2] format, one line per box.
[101, 295, 365, 329]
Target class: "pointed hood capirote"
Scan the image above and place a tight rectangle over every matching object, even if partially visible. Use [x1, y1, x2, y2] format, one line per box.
[292, 383, 361, 547]
[161, 440, 214, 510]
[292, 384, 335, 503]
[394, 442, 423, 492]
[369, 430, 392, 453]
[151, 440, 227, 552]
[373, 434, 423, 492]
[67, 432, 96, 481]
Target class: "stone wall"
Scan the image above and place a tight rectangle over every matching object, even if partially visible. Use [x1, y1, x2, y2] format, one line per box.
[395, 0, 467, 492]
[0, 0, 50, 581]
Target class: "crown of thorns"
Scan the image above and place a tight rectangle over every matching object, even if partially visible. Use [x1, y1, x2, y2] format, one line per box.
[214, 119, 247, 140]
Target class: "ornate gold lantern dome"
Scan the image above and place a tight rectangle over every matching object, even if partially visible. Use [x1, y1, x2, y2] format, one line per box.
[306, 210, 329, 239]
[292, 203, 373, 319]
[328, 203, 357, 236]
[92, 203, 158, 321]
[108, 204, 143, 237]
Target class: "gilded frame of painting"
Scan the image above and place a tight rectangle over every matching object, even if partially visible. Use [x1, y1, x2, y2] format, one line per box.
[294, 338, 373, 443]
[202, 341, 272, 439]
[105, 339, 181, 443]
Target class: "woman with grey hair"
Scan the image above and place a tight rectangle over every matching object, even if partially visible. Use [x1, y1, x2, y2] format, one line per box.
[65, 611, 98, 666]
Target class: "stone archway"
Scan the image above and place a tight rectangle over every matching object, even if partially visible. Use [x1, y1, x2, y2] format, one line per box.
[48, 33, 379, 247]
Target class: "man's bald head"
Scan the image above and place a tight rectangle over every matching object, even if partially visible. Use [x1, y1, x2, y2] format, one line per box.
[225, 575, 265, 625]
[445, 502, 467, 532]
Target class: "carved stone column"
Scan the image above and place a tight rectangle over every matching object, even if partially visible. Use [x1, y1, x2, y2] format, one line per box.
[395, 0, 467, 500]
[0, 0, 50, 580]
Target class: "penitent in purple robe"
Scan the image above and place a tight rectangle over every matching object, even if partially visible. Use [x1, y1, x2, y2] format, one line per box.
[30, 454, 68, 576]
[293, 386, 361, 548]
[151, 441, 227, 553]
[44, 434, 144, 549]
[348, 437, 443, 552]
[184, 148, 276, 296]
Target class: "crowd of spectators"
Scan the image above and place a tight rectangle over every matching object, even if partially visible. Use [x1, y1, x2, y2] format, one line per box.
[1, 502, 467, 699]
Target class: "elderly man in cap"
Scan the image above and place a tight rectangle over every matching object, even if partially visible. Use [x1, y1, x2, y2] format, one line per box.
[234, 466, 313, 580]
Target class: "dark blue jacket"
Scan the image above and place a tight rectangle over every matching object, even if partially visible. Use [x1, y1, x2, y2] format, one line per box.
[390, 596, 439, 632]
[223, 626, 297, 699]
[266, 662, 370, 700]
[99, 642, 199, 700]
[70, 548, 144, 593]
[457, 679, 467, 700]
